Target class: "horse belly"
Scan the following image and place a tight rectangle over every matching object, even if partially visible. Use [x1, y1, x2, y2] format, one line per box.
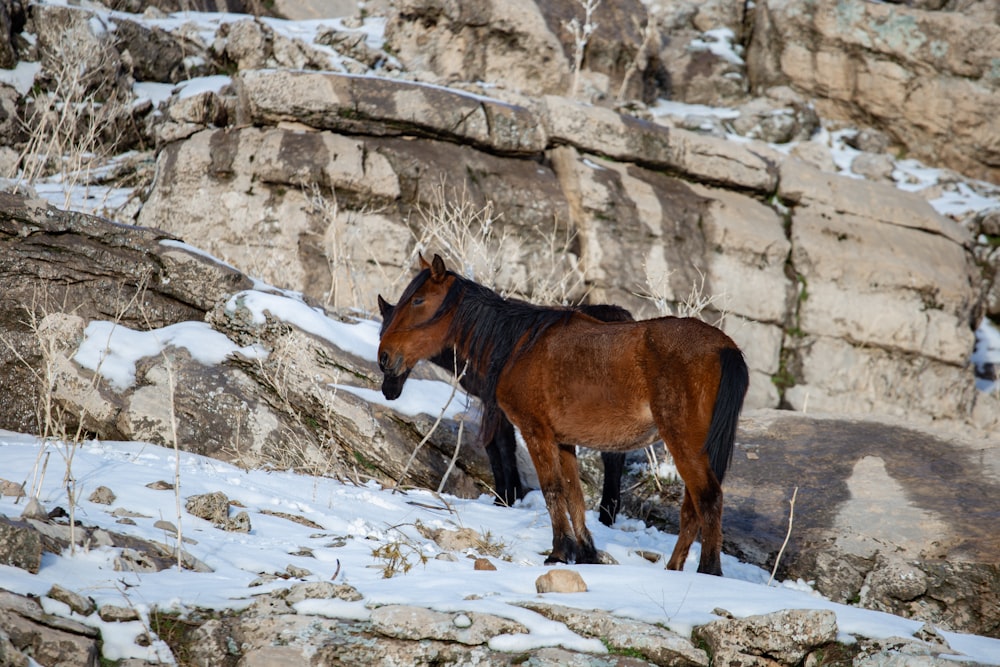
[551, 396, 659, 451]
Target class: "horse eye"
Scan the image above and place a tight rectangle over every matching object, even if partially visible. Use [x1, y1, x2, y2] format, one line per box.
[412, 297, 424, 307]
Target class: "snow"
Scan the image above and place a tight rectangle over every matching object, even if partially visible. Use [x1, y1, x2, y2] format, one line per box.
[74, 320, 268, 391]
[0, 61, 42, 95]
[4, 428, 1000, 663]
[649, 99, 741, 121]
[973, 319, 1000, 393]
[174, 74, 232, 100]
[688, 27, 745, 65]
[4, 288, 1000, 663]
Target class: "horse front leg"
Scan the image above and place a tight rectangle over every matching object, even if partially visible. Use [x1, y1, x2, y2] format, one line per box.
[520, 428, 577, 564]
[598, 451, 626, 527]
[559, 444, 598, 564]
[496, 418, 524, 504]
[479, 403, 523, 507]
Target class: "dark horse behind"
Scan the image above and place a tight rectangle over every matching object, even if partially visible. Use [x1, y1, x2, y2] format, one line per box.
[378, 296, 632, 526]
[379, 255, 749, 575]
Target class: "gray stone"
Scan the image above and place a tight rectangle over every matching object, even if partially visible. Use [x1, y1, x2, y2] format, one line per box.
[0, 590, 100, 667]
[87, 486, 116, 505]
[369, 604, 528, 645]
[98, 604, 141, 623]
[521, 601, 709, 666]
[694, 608, 838, 665]
[0, 515, 42, 573]
[46, 584, 96, 617]
[748, 0, 1000, 183]
[185, 491, 253, 533]
[235, 69, 547, 154]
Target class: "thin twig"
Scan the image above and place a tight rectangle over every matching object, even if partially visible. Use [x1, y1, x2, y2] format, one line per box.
[438, 416, 464, 494]
[393, 361, 467, 493]
[768, 486, 798, 586]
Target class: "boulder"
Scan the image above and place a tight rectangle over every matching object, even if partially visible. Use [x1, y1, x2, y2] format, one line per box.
[111, 18, 191, 84]
[694, 608, 838, 666]
[0, 590, 100, 667]
[234, 69, 547, 154]
[29, 4, 132, 102]
[520, 601, 710, 666]
[369, 605, 527, 645]
[384, 0, 571, 97]
[748, 0, 1000, 184]
[0, 192, 492, 497]
[778, 160, 979, 418]
[0, 515, 42, 573]
[625, 409, 1000, 638]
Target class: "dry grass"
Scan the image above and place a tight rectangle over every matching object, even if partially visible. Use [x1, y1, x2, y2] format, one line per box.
[10, 25, 130, 208]
[566, 0, 603, 99]
[0, 287, 134, 552]
[405, 181, 587, 306]
[635, 265, 729, 326]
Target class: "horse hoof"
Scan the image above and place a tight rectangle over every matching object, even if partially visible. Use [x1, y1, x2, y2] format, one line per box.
[544, 554, 568, 565]
[595, 550, 618, 565]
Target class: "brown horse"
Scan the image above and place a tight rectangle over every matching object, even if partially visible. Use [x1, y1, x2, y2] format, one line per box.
[378, 255, 748, 575]
[378, 295, 632, 525]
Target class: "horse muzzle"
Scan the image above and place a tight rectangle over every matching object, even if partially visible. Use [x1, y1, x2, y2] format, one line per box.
[381, 374, 405, 400]
[378, 350, 405, 377]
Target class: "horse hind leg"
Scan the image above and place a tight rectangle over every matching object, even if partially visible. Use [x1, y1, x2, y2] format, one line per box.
[666, 471, 723, 576]
[558, 444, 598, 564]
[695, 482, 724, 576]
[658, 427, 725, 576]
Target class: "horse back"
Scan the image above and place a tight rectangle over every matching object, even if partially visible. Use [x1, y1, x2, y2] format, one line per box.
[496, 314, 736, 450]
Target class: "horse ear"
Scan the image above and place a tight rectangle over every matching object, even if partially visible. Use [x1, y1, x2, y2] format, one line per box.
[430, 254, 447, 281]
[377, 295, 391, 317]
[418, 253, 431, 271]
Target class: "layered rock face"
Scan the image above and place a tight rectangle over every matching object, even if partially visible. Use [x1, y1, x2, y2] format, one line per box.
[2, 0, 1000, 646]
[748, 0, 1000, 184]
[137, 67, 986, 427]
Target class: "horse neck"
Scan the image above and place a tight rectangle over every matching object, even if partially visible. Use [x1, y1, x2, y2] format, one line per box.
[445, 278, 568, 400]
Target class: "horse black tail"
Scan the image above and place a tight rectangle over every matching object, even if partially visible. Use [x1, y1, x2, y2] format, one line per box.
[704, 347, 749, 485]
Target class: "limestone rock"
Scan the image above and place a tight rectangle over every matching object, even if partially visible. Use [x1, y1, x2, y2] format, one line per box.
[727, 411, 1000, 637]
[0, 479, 25, 497]
[535, 568, 587, 593]
[0, 515, 42, 573]
[369, 604, 527, 645]
[30, 4, 131, 101]
[46, 584, 95, 617]
[521, 601, 710, 666]
[748, 0, 1000, 183]
[98, 604, 141, 623]
[235, 69, 547, 154]
[87, 486, 116, 505]
[185, 491, 231, 525]
[112, 17, 192, 83]
[385, 0, 571, 97]
[694, 608, 838, 665]
[0, 590, 100, 667]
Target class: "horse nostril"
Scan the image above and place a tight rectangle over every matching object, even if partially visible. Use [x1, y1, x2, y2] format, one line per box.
[378, 351, 389, 371]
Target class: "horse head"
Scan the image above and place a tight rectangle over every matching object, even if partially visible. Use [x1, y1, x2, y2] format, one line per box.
[377, 254, 457, 385]
[376, 295, 411, 400]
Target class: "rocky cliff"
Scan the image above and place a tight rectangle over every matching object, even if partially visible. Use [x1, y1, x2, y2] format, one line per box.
[1, 0, 1000, 662]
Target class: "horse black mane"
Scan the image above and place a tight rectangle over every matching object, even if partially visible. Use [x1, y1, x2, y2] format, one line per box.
[421, 270, 576, 403]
